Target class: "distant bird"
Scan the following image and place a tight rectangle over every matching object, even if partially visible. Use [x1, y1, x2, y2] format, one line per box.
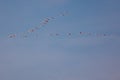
[80, 32, 82, 34]
[8, 34, 16, 38]
[68, 33, 71, 36]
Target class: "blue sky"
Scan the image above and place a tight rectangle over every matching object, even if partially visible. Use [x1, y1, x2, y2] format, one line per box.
[0, 0, 120, 80]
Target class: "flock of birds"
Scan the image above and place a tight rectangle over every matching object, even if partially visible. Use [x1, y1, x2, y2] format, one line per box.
[8, 12, 67, 38]
[8, 12, 111, 39]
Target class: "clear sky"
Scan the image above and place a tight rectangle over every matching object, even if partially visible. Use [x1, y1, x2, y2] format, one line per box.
[0, 0, 120, 80]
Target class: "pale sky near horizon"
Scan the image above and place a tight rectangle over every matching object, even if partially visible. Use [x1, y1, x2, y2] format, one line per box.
[0, 0, 120, 80]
